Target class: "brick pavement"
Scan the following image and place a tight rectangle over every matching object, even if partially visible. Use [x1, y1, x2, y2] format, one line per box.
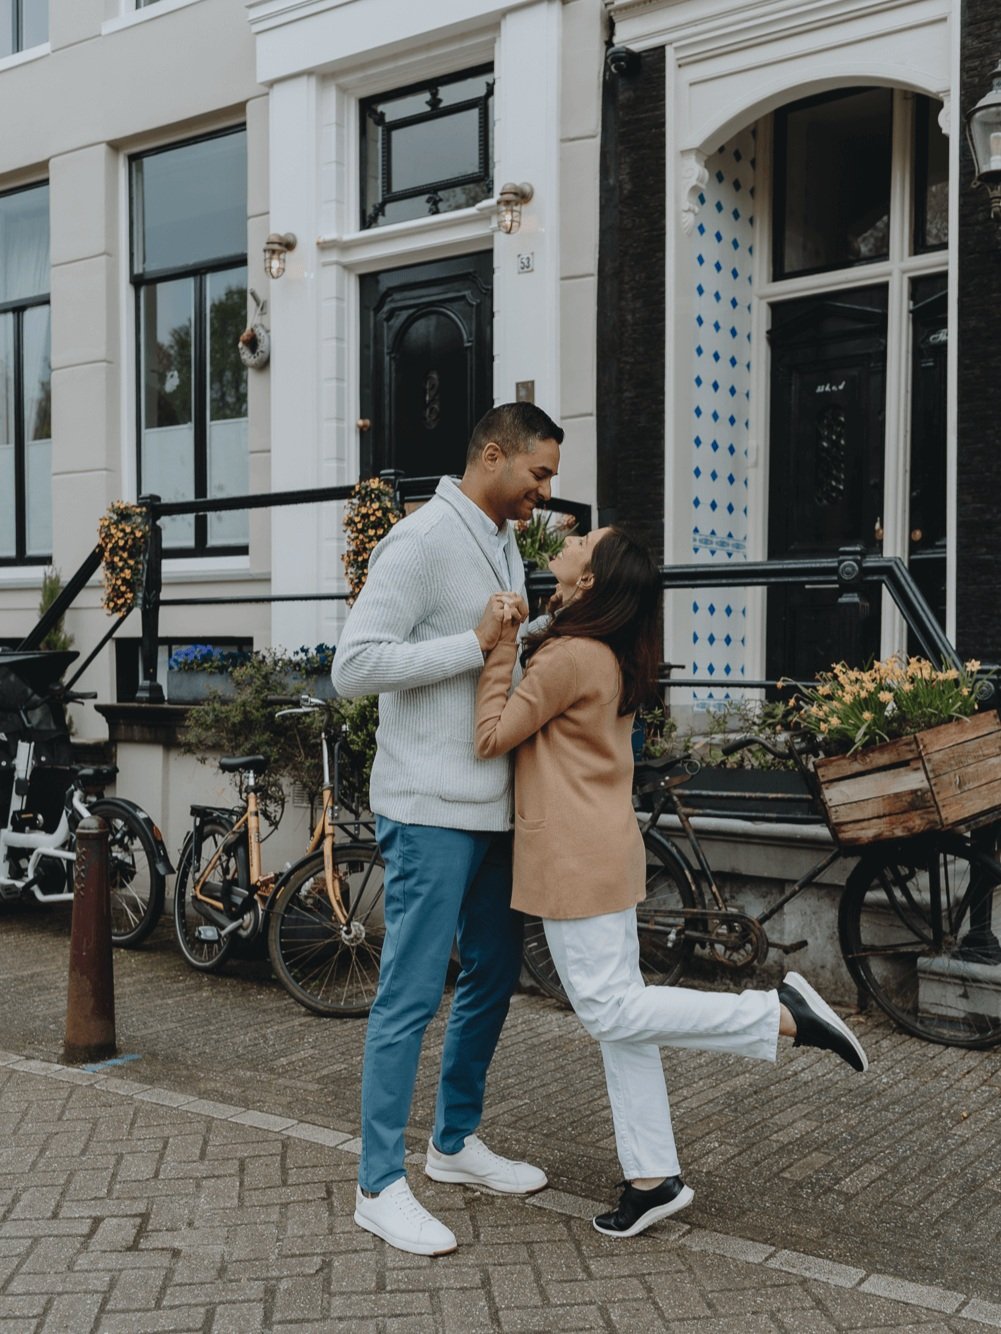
[3, 900, 1001, 1331]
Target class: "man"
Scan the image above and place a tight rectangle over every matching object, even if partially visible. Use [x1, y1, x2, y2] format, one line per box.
[332, 401, 563, 1256]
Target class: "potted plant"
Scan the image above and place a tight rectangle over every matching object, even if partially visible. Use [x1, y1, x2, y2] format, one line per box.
[166, 644, 252, 702]
[279, 644, 337, 700]
[514, 509, 577, 573]
[784, 657, 999, 845]
[342, 477, 403, 605]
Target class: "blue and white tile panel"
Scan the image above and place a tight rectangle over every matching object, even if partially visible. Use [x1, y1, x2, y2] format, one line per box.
[687, 129, 755, 708]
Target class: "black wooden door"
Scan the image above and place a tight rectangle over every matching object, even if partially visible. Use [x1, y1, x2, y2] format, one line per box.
[766, 287, 888, 683]
[359, 252, 493, 480]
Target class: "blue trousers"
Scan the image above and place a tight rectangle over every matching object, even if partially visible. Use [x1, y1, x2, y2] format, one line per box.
[358, 817, 524, 1194]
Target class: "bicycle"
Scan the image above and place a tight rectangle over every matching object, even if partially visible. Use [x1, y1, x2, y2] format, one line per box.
[521, 733, 1001, 1050]
[0, 650, 172, 947]
[172, 695, 386, 1017]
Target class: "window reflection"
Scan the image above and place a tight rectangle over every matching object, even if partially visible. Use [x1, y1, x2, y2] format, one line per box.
[774, 88, 893, 278]
[914, 96, 948, 252]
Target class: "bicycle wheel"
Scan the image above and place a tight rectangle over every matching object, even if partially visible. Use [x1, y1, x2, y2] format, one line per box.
[268, 841, 385, 1017]
[173, 820, 237, 972]
[88, 799, 165, 948]
[839, 833, 1001, 1047]
[636, 830, 703, 985]
[522, 916, 568, 1004]
[521, 829, 703, 1007]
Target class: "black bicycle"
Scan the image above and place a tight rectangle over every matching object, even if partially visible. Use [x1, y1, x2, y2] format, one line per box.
[521, 737, 1001, 1050]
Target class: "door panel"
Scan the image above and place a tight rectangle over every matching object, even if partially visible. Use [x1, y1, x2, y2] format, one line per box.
[767, 287, 888, 683]
[360, 252, 492, 481]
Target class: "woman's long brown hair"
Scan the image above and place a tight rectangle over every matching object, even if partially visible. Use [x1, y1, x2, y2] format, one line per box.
[522, 528, 661, 715]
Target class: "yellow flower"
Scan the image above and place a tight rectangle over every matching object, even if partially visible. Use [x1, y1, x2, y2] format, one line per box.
[878, 690, 893, 703]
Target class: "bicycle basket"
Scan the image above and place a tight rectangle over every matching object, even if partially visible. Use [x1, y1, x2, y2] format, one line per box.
[0, 651, 77, 744]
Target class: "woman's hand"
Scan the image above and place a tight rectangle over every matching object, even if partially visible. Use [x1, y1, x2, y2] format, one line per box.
[475, 592, 529, 654]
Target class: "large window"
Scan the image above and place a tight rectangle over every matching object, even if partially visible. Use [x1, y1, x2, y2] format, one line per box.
[131, 129, 248, 555]
[1, 0, 47, 56]
[361, 66, 494, 229]
[0, 183, 50, 565]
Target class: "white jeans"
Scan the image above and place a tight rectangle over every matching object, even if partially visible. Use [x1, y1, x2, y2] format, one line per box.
[543, 907, 780, 1180]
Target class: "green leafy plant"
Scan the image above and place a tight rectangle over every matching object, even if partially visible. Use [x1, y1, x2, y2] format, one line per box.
[640, 697, 796, 770]
[38, 568, 74, 654]
[179, 654, 376, 826]
[514, 510, 576, 568]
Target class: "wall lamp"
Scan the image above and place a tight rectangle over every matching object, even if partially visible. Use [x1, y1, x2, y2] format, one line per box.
[496, 182, 533, 234]
[966, 58, 1001, 234]
[264, 232, 297, 279]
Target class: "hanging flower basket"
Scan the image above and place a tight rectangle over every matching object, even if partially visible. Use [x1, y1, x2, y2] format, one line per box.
[342, 478, 403, 605]
[97, 502, 150, 617]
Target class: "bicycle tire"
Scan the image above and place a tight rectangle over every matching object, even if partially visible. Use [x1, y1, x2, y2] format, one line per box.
[839, 832, 1001, 1048]
[87, 799, 165, 948]
[173, 820, 237, 972]
[521, 828, 703, 1007]
[268, 841, 385, 1017]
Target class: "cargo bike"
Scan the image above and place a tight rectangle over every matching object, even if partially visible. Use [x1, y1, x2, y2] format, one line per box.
[0, 650, 172, 946]
[524, 710, 1001, 1050]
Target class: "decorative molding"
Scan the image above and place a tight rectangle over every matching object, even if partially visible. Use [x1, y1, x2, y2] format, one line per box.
[937, 92, 950, 136]
[680, 149, 708, 234]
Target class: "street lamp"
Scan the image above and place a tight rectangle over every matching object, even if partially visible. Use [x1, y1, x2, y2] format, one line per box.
[965, 58, 1001, 233]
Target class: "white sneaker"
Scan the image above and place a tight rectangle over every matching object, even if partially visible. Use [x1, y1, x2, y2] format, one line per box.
[354, 1178, 457, 1256]
[425, 1134, 548, 1195]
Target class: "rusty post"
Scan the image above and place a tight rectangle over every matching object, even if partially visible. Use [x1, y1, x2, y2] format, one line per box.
[63, 816, 117, 1064]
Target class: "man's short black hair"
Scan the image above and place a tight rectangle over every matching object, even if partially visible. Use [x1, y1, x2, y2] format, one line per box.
[466, 402, 564, 464]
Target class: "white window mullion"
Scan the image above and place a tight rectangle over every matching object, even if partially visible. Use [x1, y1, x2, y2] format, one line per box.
[880, 88, 915, 660]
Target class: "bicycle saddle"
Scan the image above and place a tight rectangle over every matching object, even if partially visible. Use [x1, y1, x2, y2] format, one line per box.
[76, 765, 118, 788]
[218, 755, 269, 774]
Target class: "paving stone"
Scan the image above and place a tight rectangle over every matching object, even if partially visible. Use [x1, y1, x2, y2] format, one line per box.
[766, 1247, 865, 1288]
[39, 1291, 104, 1332]
[861, 1274, 966, 1313]
[961, 1299, 1001, 1328]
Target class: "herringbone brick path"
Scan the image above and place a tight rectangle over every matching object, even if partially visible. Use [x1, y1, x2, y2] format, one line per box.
[2, 900, 1001, 1330]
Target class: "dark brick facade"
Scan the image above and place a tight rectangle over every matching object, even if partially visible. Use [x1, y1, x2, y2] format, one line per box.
[957, 2, 1001, 659]
[595, 46, 666, 557]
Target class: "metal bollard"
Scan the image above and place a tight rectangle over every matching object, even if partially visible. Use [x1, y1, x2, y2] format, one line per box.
[63, 816, 117, 1064]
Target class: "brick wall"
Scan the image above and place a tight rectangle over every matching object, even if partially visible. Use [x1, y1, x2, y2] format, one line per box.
[595, 46, 666, 557]
[956, 2, 1001, 659]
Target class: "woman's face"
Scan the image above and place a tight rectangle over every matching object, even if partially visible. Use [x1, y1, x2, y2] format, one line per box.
[548, 526, 611, 589]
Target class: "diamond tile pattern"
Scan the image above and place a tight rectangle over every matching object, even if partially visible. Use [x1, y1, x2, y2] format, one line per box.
[688, 130, 755, 704]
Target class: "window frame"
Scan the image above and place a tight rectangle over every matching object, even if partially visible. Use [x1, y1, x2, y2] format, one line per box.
[359, 64, 494, 230]
[129, 127, 248, 559]
[0, 180, 51, 568]
[3, 0, 46, 57]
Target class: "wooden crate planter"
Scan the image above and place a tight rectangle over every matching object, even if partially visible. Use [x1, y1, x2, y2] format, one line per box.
[813, 710, 1001, 846]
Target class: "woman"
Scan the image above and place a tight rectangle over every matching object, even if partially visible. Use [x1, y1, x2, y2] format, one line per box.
[475, 527, 867, 1239]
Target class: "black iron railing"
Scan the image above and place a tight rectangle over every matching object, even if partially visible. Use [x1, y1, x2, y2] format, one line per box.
[15, 486, 976, 706]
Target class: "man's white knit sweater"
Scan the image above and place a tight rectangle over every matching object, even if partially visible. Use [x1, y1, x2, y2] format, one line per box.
[331, 477, 525, 831]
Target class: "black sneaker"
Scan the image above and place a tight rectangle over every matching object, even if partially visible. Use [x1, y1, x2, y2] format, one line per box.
[779, 971, 868, 1073]
[592, 1177, 694, 1238]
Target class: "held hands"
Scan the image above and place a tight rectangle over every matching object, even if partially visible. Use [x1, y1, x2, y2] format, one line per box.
[475, 592, 529, 654]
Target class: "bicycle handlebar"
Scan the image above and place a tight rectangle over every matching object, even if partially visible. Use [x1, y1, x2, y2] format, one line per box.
[720, 734, 792, 761]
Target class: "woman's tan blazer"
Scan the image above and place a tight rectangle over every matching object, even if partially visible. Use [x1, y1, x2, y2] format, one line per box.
[474, 633, 645, 920]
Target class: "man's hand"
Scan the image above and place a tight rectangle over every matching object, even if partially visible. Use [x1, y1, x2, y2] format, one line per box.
[475, 592, 529, 654]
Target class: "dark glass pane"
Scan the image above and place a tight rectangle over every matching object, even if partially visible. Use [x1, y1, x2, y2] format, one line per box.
[140, 279, 194, 548]
[0, 312, 13, 557]
[23, 304, 50, 557]
[0, 183, 49, 304]
[390, 108, 481, 193]
[907, 273, 948, 647]
[774, 89, 893, 278]
[362, 67, 493, 229]
[206, 268, 248, 548]
[132, 131, 246, 274]
[914, 97, 948, 252]
[21, 0, 47, 48]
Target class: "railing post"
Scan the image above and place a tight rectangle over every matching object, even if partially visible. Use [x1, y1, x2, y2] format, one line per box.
[836, 545, 869, 667]
[63, 816, 117, 1064]
[379, 469, 405, 512]
[134, 495, 164, 703]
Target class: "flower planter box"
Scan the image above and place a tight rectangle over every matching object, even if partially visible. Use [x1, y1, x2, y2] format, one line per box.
[813, 710, 1001, 847]
[166, 670, 237, 703]
[280, 673, 337, 701]
[673, 767, 815, 823]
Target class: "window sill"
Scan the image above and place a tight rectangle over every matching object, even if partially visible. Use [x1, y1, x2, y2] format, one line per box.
[0, 42, 50, 74]
[0, 566, 47, 589]
[162, 556, 262, 582]
[102, 0, 203, 37]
